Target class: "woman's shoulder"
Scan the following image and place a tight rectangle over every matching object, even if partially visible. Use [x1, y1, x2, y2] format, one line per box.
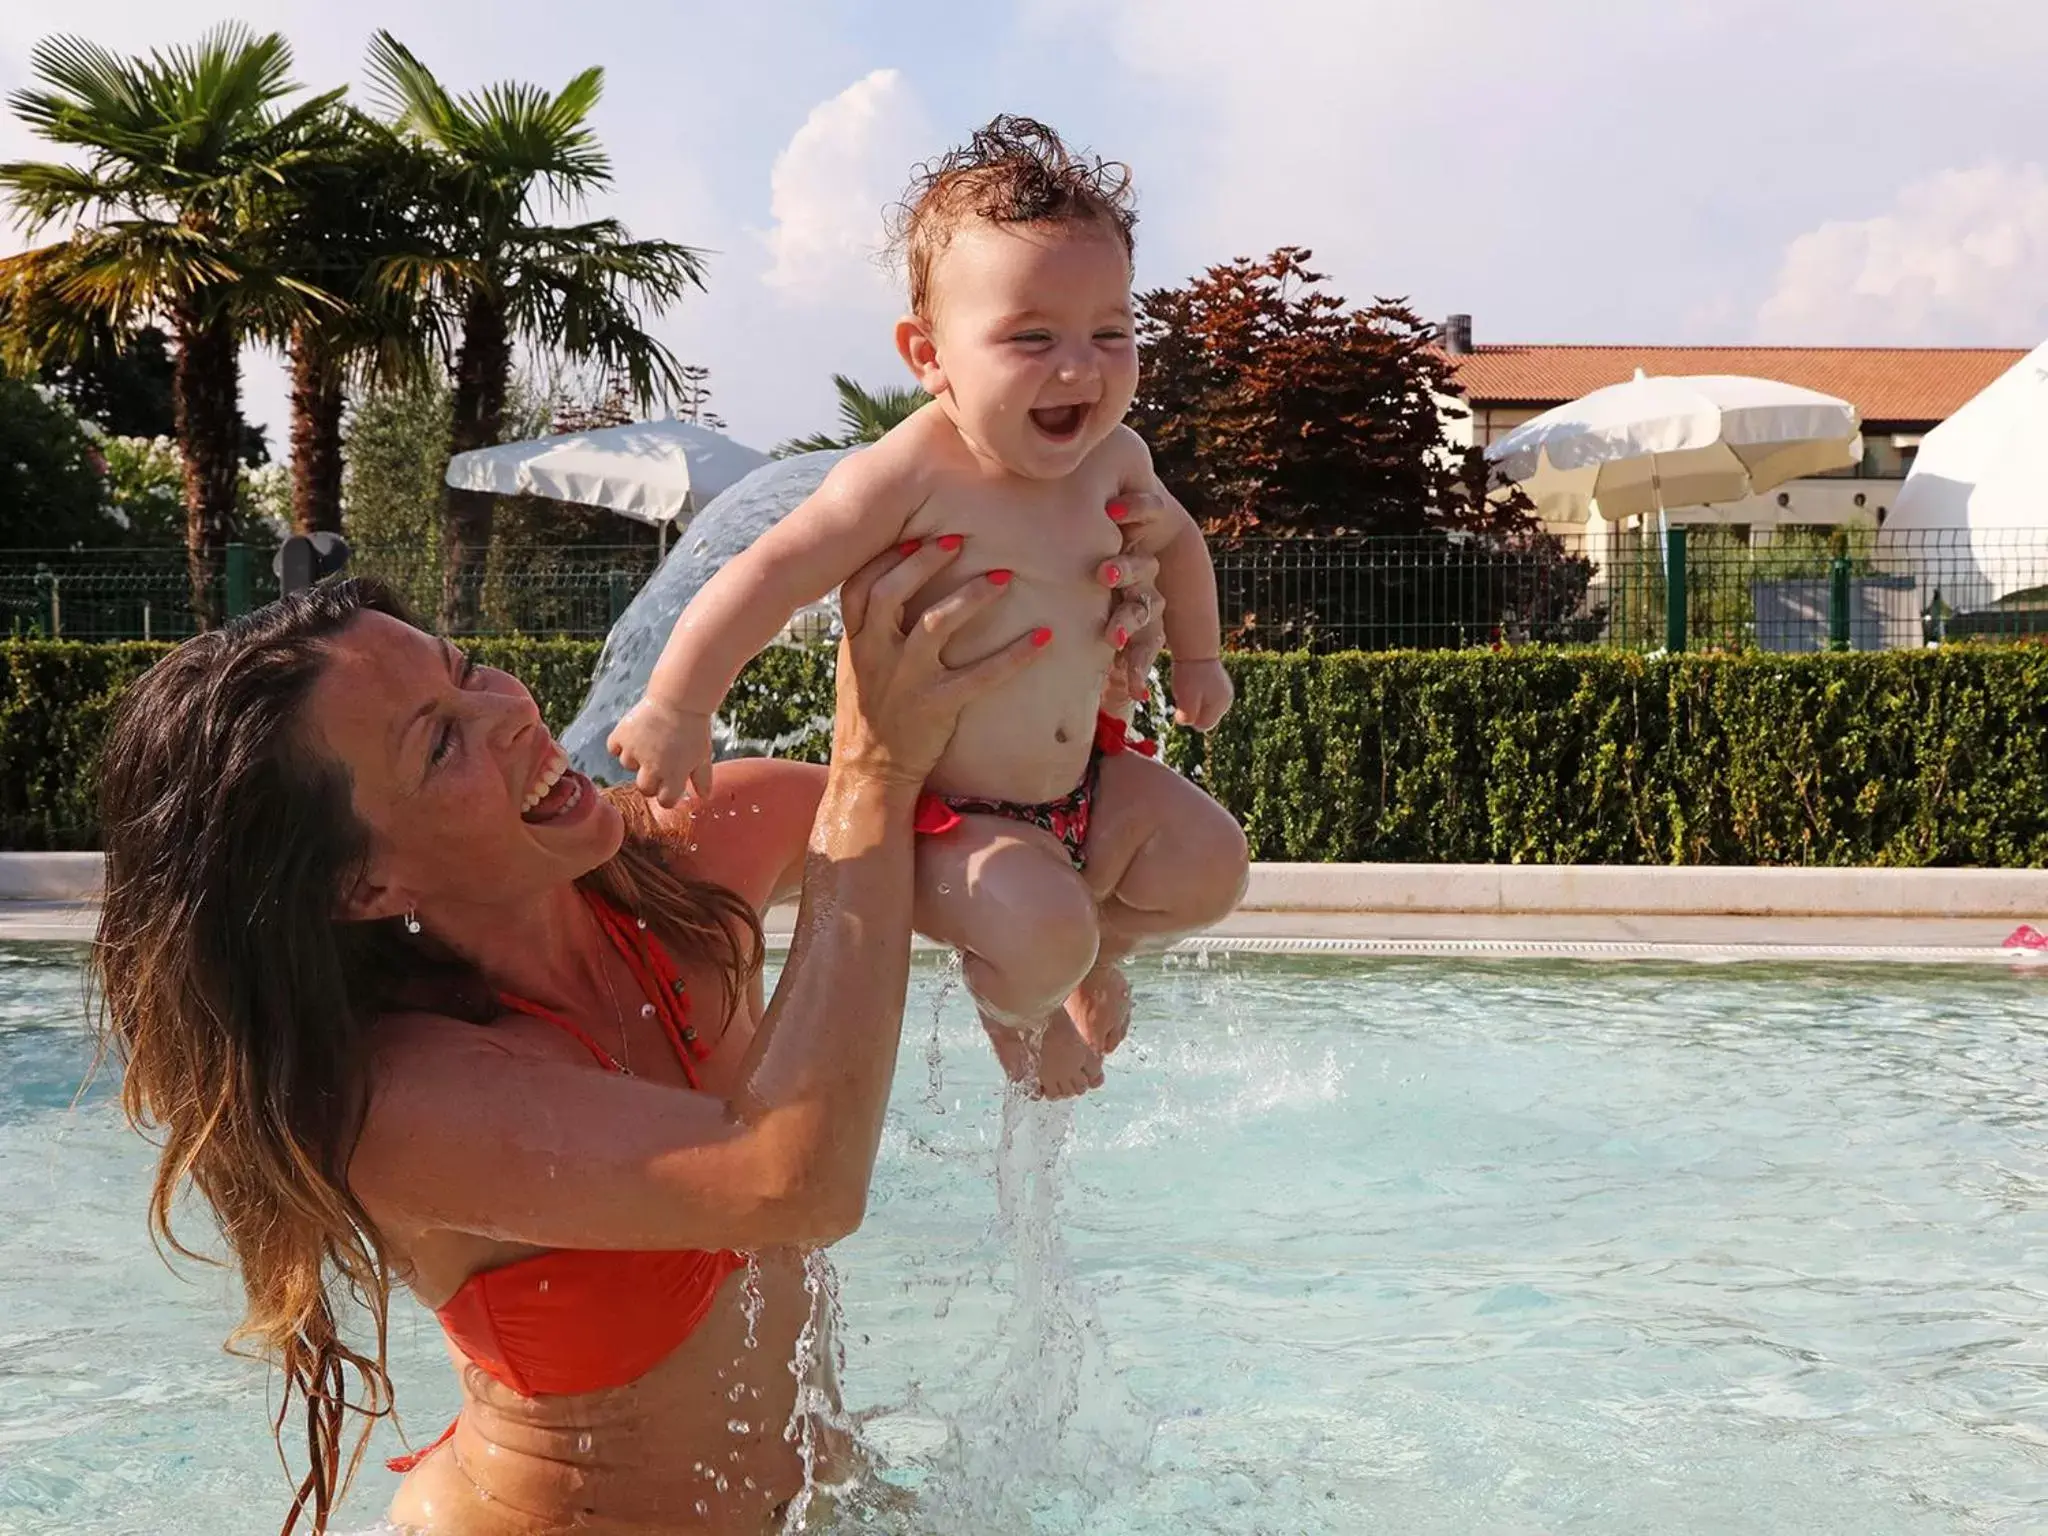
[638, 757, 827, 912]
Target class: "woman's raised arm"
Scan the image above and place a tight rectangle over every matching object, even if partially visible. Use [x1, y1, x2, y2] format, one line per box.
[352, 539, 1043, 1253]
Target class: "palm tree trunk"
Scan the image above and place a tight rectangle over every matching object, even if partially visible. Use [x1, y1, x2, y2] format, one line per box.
[441, 292, 511, 632]
[288, 325, 347, 536]
[171, 311, 244, 629]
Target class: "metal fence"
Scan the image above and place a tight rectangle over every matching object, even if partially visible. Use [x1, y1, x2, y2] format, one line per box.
[1, 527, 2043, 651]
[1212, 526, 2048, 652]
[0, 544, 660, 641]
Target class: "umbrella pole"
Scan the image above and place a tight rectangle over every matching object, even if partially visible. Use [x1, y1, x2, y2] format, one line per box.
[1652, 454, 1667, 576]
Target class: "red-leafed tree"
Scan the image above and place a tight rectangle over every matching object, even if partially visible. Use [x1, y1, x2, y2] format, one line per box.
[1133, 246, 1518, 538]
[1133, 248, 1598, 650]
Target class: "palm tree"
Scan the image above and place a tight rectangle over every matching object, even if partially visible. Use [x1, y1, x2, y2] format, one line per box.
[364, 32, 707, 631]
[265, 108, 446, 536]
[0, 27, 340, 624]
[773, 373, 928, 457]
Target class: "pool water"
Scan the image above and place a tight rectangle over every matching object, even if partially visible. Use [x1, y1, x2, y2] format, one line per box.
[3, 943, 2047, 1534]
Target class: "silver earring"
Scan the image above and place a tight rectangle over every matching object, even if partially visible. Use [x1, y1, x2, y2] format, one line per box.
[403, 909, 422, 935]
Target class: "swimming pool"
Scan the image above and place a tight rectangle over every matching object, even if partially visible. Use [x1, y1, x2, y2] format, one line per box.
[4, 942, 2046, 1534]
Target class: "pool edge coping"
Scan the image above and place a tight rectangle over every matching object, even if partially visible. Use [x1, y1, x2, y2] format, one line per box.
[10, 854, 2048, 916]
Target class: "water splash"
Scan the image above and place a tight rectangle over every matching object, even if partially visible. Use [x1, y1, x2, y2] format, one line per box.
[916, 1086, 1155, 1532]
[741, 1251, 765, 1350]
[779, 1248, 855, 1533]
[923, 953, 964, 1117]
[562, 451, 851, 780]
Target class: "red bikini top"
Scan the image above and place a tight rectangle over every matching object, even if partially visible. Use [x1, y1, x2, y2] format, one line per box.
[390, 891, 745, 1475]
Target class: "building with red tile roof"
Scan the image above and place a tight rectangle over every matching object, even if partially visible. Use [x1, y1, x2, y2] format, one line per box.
[1434, 316, 2028, 527]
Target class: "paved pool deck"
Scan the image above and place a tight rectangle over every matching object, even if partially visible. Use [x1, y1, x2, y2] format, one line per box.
[8, 856, 2045, 964]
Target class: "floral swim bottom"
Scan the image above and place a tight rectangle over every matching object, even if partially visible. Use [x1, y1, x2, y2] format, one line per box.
[913, 712, 1154, 871]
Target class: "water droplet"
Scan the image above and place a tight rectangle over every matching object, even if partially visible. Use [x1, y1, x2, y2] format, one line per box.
[936, 883, 950, 895]
[715, 1474, 730, 1492]
[537, 1279, 549, 1293]
[692, 538, 711, 558]
[727, 1419, 750, 1434]
[750, 802, 760, 813]
[728, 1381, 744, 1400]
[640, 1002, 657, 1018]
[636, 916, 648, 930]
[575, 1431, 592, 1454]
[695, 1500, 709, 1516]
[743, 1476, 757, 1490]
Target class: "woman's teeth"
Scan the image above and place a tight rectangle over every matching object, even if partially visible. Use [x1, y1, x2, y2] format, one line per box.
[522, 746, 570, 813]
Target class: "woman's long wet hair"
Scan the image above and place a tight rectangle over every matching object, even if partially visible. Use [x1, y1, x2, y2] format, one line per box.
[88, 578, 762, 1532]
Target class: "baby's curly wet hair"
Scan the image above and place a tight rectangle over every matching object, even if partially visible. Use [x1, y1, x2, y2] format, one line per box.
[892, 114, 1136, 316]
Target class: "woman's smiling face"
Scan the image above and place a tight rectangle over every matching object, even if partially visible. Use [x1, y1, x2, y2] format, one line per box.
[302, 609, 624, 924]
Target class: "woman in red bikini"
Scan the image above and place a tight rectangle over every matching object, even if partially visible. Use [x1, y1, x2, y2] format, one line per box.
[90, 531, 1151, 1533]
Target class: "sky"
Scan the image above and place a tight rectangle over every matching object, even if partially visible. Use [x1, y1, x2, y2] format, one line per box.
[5, 0, 2048, 457]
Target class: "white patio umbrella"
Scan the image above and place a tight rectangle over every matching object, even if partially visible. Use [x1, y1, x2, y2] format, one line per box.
[1882, 338, 2048, 611]
[444, 419, 771, 538]
[1486, 372, 1863, 525]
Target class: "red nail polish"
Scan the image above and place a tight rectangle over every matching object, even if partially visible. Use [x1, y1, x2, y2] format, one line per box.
[1031, 627, 1053, 648]
[1136, 685, 1151, 702]
[1104, 564, 1121, 585]
[938, 534, 964, 552]
[1106, 500, 1129, 521]
[1114, 626, 1129, 648]
[898, 539, 921, 556]
[987, 568, 1013, 585]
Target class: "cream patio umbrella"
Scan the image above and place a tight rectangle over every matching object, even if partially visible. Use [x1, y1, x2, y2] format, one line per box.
[445, 418, 770, 550]
[1486, 371, 1863, 526]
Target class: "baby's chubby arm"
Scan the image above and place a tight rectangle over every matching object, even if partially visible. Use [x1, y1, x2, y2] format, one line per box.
[610, 445, 925, 803]
[1105, 429, 1232, 730]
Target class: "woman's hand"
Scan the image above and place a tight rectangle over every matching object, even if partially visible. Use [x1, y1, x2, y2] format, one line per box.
[832, 538, 1046, 788]
[1101, 489, 1175, 709]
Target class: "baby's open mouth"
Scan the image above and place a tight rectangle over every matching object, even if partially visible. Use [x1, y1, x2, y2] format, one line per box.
[1028, 403, 1089, 441]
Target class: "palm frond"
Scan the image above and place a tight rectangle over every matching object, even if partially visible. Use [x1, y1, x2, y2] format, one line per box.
[364, 31, 461, 147]
[11, 35, 146, 141]
[772, 430, 855, 458]
[457, 77, 610, 200]
[517, 229, 709, 307]
[832, 372, 926, 438]
[0, 159, 121, 229]
[772, 374, 926, 457]
[156, 25, 296, 163]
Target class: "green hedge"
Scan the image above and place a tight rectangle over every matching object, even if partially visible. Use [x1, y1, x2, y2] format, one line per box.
[6, 639, 2046, 863]
[0, 638, 602, 850]
[1181, 649, 2048, 866]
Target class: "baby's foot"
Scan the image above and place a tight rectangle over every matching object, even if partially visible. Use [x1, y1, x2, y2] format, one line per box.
[1034, 1009, 1105, 1100]
[1067, 963, 1132, 1056]
[981, 1012, 1103, 1100]
[981, 1017, 1035, 1085]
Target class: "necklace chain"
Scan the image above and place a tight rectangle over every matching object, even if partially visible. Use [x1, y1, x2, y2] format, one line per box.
[588, 907, 635, 1077]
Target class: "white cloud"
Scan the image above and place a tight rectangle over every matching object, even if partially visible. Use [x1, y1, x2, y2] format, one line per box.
[758, 68, 927, 304]
[1755, 164, 2048, 346]
[647, 70, 934, 451]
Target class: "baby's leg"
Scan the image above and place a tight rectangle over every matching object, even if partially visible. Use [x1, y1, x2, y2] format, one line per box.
[916, 815, 1106, 1098]
[1070, 751, 1251, 1052]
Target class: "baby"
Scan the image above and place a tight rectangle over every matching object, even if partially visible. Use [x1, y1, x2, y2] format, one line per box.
[611, 116, 1249, 1098]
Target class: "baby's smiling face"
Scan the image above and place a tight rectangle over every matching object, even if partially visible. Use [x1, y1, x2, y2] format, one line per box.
[897, 217, 1139, 482]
